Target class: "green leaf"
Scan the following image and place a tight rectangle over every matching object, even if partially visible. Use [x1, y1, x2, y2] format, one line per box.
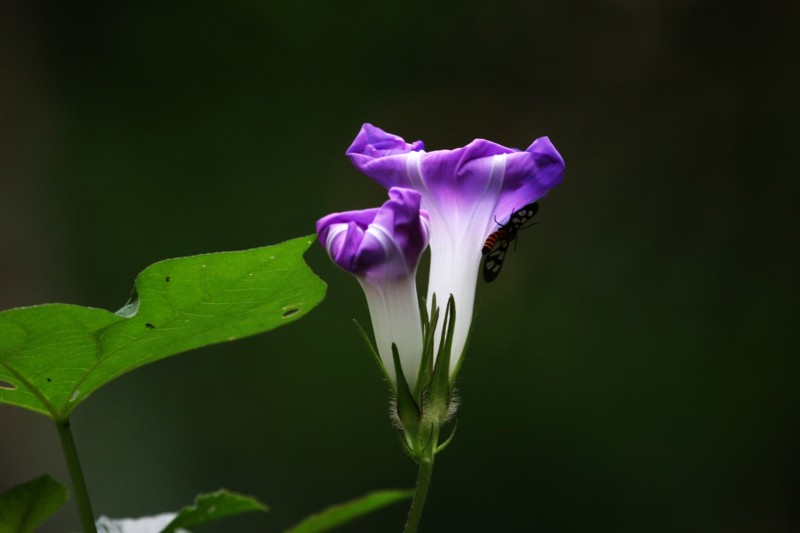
[0, 475, 69, 533]
[0, 235, 326, 419]
[159, 489, 268, 533]
[282, 489, 413, 533]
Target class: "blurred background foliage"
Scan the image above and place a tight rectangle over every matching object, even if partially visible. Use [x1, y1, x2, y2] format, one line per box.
[1, 0, 798, 531]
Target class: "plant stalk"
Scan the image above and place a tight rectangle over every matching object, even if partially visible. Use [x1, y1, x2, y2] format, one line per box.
[55, 418, 97, 533]
[403, 426, 439, 533]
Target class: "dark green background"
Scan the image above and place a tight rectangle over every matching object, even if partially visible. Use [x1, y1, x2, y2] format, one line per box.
[1, 1, 798, 531]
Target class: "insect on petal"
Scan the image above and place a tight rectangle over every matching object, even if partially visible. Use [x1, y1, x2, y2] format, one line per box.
[481, 202, 539, 282]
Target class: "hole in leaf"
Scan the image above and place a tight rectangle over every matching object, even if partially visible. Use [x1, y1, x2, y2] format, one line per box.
[281, 307, 300, 318]
[116, 287, 140, 318]
[0, 380, 16, 390]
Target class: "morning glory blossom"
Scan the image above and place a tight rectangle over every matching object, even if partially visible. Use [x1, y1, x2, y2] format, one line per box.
[347, 124, 565, 373]
[317, 187, 430, 388]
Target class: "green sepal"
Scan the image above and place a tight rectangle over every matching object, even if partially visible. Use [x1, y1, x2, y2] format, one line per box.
[435, 421, 458, 455]
[450, 294, 474, 384]
[418, 294, 431, 337]
[352, 319, 394, 392]
[413, 294, 440, 400]
[430, 295, 456, 420]
[394, 430, 415, 457]
[391, 343, 421, 444]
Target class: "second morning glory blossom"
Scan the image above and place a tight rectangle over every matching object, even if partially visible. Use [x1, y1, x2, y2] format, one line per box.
[316, 187, 430, 388]
[347, 124, 565, 373]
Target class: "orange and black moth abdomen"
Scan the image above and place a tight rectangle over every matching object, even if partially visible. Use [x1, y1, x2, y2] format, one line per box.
[482, 227, 510, 255]
[481, 202, 539, 282]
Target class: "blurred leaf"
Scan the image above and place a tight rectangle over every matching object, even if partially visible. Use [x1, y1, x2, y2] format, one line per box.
[0, 475, 69, 533]
[282, 489, 413, 533]
[0, 235, 326, 419]
[159, 489, 268, 533]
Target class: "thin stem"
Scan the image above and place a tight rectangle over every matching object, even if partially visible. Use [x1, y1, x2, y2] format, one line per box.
[403, 426, 438, 533]
[55, 418, 97, 533]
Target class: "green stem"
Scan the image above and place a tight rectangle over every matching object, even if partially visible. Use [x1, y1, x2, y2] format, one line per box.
[403, 426, 438, 533]
[55, 418, 97, 533]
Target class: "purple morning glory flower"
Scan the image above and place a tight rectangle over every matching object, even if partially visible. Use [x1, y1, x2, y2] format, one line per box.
[317, 187, 430, 387]
[347, 124, 565, 373]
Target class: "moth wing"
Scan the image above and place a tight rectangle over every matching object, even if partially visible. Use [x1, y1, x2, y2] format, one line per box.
[482, 238, 511, 283]
[510, 202, 539, 227]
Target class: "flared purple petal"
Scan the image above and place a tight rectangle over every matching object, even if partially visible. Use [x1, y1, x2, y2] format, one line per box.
[349, 123, 425, 157]
[317, 209, 377, 273]
[491, 136, 565, 228]
[316, 208, 380, 232]
[347, 125, 564, 229]
[416, 139, 518, 216]
[347, 124, 425, 190]
[364, 188, 429, 275]
[316, 187, 429, 281]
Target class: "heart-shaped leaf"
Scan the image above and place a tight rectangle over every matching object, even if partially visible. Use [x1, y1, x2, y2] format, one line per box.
[0, 475, 69, 533]
[0, 235, 326, 420]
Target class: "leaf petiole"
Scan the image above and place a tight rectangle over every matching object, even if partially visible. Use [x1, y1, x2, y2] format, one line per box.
[54, 418, 97, 533]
